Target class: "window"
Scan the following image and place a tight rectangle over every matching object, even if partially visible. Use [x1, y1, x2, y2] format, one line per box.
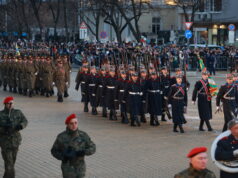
[152, 17, 160, 35]
[210, 0, 222, 12]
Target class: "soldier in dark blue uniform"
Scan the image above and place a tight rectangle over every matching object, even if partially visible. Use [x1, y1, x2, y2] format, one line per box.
[96, 66, 107, 117]
[215, 119, 238, 178]
[88, 66, 99, 115]
[75, 62, 90, 112]
[105, 66, 118, 121]
[216, 74, 238, 131]
[160, 66, 172, 121]
[170, 68, 190, 89]
[125, 72, 143, 127]
[140, 68, 148, 123]
[168, 74, 187, 133]
[192, 71, 213, 131]
[146, 71, 162, 126]
[115, 70, 129, 124]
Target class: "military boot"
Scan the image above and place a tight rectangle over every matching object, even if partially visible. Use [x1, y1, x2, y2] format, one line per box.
[109, 110, 113, 120]
[161, 113, 167, 121]
[40, 89, 45, 96]
[130, 117, 136, 127]
[173, 124, 178, 132]
[140, 114, 147, 123]
[9, 87, 12, 92]
[46, 91, 50, 97]
[102, 107, 107, 117]
[121, 112, 129, 124]
[150, 115, 155, 126]
[154, 116, 160, 126]
[205, 120, 213, 131]
[29, 90, 33, 97]
[64, 90, 69, 98]
[92, 107, 98, 115]
[84, 102, 89, 112]
[135, 116, 141, 127]
[179, 125, 185, 133]
[199, 120, 205, 131]
[3, 85, 7, 91]
[57, 95, 63, 102]
[23, 89, 27, 96]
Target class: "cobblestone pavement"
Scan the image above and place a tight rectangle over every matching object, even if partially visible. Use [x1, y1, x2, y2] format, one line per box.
[0, 71, 228, 178]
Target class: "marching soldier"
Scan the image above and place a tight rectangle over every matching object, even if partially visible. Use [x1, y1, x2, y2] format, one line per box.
[192, 71, 213, 131]
[168, 74, 187, 133]
[171, 68, 190, 89]
[105, 66, 118, 121]
[88, 66, 99, 115]
[140, 68, 148, 123]
[160, 66, 172, 121]
[75, 62, 90, 112]
[96, 66, 108, 117]
[125, 72, 143, 126]
[53, 60, 67, 102]
[216, 74, 238, 131]
[146, 71, 162, 126]
[63, 55, 71, 98]
[115, 70, 129, 124]
[41, 57, 54, 97]
[0, 96, 28, 178]
[2, 57, 8, 91]
[51, 113, 96, 178]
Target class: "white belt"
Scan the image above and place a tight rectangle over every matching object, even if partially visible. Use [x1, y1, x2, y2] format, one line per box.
[81, 81, 85, 84]
[92, 94, 96, 96]
[119, 90, 125, 92]
[107, 86, 115, 89]
[148, 90, 160, 93]
[129, 92, 143, 96]
[99, 85, 103, 88]
[89, 84, 96, 86]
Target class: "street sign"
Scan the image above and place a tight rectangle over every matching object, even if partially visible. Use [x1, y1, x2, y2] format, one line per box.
[100, 31, 107, 39]
[228, 24, 235, 31]
[185, 30, 192, 39]
[79, 22, 88, 39]
[229, 31, 235, 44]
[184, 22, 193, 30]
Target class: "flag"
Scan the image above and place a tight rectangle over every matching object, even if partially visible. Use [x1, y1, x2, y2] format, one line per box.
[196, 53, 218, 96]
[16, 43, 20, 56]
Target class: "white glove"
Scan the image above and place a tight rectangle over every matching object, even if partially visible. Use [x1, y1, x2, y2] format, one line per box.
[66, 82, 69, 86]
[52, 82, 55, 86]
[192, 101, 195, 105]
[168, 104, 172, 109]
[164, 96, 168, 100]
[233, 149, 238, 156]
[216, 106, 220, 110]
[34, 72, 38, 76]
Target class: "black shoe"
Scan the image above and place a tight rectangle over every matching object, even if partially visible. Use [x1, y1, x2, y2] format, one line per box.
[199, 128, 205, 131]
[161, 114, 167, 122]
[46, 92, 50, 97]
[18, 88, 22, 94]
[40, 89, 45, 96]
[23, 90, 27, 96]
[131, 120, 136, 127]
[205, 120, 213, 131]
[64, 91, 69, 98]
[57, 95, 63, 102]
[3, 86, 6, 91]
[112, 110, 117, 120]
[29, 91, 32, 97]
[9, 87, 12, 92]
[84, 103, 89, 112]
[13, 88, 17, 93]
[173, 124, 178, 132]
[122, 113, 129, 124]
[179, 125, 185, 133]
[102, 108, 107, 117]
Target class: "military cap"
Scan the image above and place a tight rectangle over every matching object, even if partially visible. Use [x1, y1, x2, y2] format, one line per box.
[82, 63, 88, 67]
[90, 65, 96, 69]
[226, 73, 233, 79]
[109, 66, 115, 72]
[3, 96, 14, 104]
[120, 70, 126, 74]
[131, 72, 138, 77]
[228, 119, 238, 129]
[176, 74, 183, 78]
[161, 66, 167, 70]
[201, 70, 209, 75]
[151, 71, 157, 75]
[65, 113, 77, 125]
[140, 69, 147, 73]
[175, 68, 182, 72]
[101, 66, 106, 71]
[187, 147, 207, 158]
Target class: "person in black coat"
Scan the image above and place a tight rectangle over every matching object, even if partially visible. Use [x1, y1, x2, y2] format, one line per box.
[192, 71, 213, 131]
[87, 66, 99, 115]
[216, 74, 238, 131]
[105, 66, 118, 121]
[75, 62, 90, 112]
[168, 74, 187, 133]
[115, 70, 129, 124]
[140, 68, 148, 123]
[146, 71, 162, 126]
[125, 72, 143, 127]
[215, 119, 238, 178]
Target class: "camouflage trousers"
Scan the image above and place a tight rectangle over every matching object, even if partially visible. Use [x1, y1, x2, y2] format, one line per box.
[61, 160, 86, 178]
[1, 147, 18, 178]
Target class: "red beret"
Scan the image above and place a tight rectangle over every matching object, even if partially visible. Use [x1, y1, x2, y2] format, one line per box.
[3, 96, 14, 104]
[187, 147, 207, 158]
[65, 114, 77, 125]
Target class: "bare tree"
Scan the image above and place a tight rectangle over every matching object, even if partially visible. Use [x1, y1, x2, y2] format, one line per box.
[29, 0, 43, 37]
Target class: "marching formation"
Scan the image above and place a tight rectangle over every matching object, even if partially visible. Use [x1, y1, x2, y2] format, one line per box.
[0, 54, 71, 102]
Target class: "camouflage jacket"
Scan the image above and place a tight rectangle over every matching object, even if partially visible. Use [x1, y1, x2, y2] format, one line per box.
[0, 108, 28, 149]
[174, 166, 216, 178]
[51, 128, 96, 163]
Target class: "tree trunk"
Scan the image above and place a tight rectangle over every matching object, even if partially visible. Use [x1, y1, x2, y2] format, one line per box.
[63, 0, 69, 42]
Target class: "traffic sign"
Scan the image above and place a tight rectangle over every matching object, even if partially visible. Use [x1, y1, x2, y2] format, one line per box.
[100, 31, 107, 39]
[228, 24, 235, 31]
[185, 30, 192, 39]
[184, 22, 193, 30]
[80, 22, 87, 29]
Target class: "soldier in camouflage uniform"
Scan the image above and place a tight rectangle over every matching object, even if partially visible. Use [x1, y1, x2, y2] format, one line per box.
[51, 113, 96, 178]
[63, 55, 71, 98]
[0, 96, 28, 178]
[174, 147, 216, 178]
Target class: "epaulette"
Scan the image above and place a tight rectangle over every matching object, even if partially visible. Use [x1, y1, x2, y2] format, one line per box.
[221, 136, 228, 141]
